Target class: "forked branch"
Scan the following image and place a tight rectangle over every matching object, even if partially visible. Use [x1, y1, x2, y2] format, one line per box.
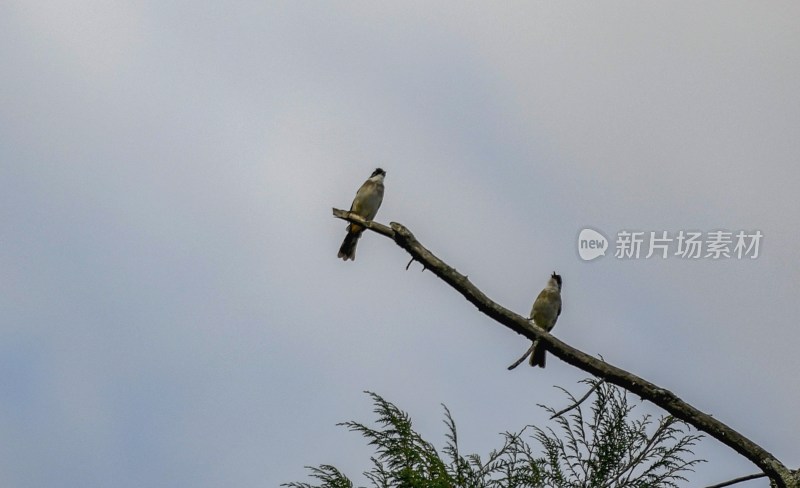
[332, 208, 796, 488]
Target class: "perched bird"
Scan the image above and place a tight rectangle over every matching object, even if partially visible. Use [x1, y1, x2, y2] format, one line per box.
[337, 168, 386, 261]
[508, 272, 562, 370]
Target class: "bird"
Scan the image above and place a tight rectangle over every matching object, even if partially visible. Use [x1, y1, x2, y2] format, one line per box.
[337, 168, 386, 261]
[508, 272, 562, 370]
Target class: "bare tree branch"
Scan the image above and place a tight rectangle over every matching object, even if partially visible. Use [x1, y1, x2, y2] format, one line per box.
[507, 342, 536, 370]
[704, 473, 768, 488]
[332, 208, 796, 488]
[549, 380, 605, 420]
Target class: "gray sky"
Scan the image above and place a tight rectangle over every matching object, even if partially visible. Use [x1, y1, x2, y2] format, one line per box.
[1, 2, 798, 487]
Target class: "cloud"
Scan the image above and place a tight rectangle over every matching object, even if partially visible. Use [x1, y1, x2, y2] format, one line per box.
[1, 2, 798, 486]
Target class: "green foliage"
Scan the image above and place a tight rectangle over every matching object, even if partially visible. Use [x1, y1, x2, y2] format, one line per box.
[284, 380, 704, 488]
[283, 465, 353, 488]
[533, 380, 704, 487]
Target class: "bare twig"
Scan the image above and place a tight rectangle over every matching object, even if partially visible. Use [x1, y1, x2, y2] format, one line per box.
[332, 209, 795, 488]
[406, 257, 415, 270]
[704, 473, 768, 488]
[549, 380, 605, 419]
[507, 342, 536, 370]
[333, 209, 395, 238]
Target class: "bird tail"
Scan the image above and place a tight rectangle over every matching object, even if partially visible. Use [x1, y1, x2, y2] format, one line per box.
[529, 341, 546, 368]
[337, 229, 362, 261]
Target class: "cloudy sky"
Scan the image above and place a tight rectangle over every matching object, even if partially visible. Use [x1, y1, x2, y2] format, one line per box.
[2, 2, 798, 487]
